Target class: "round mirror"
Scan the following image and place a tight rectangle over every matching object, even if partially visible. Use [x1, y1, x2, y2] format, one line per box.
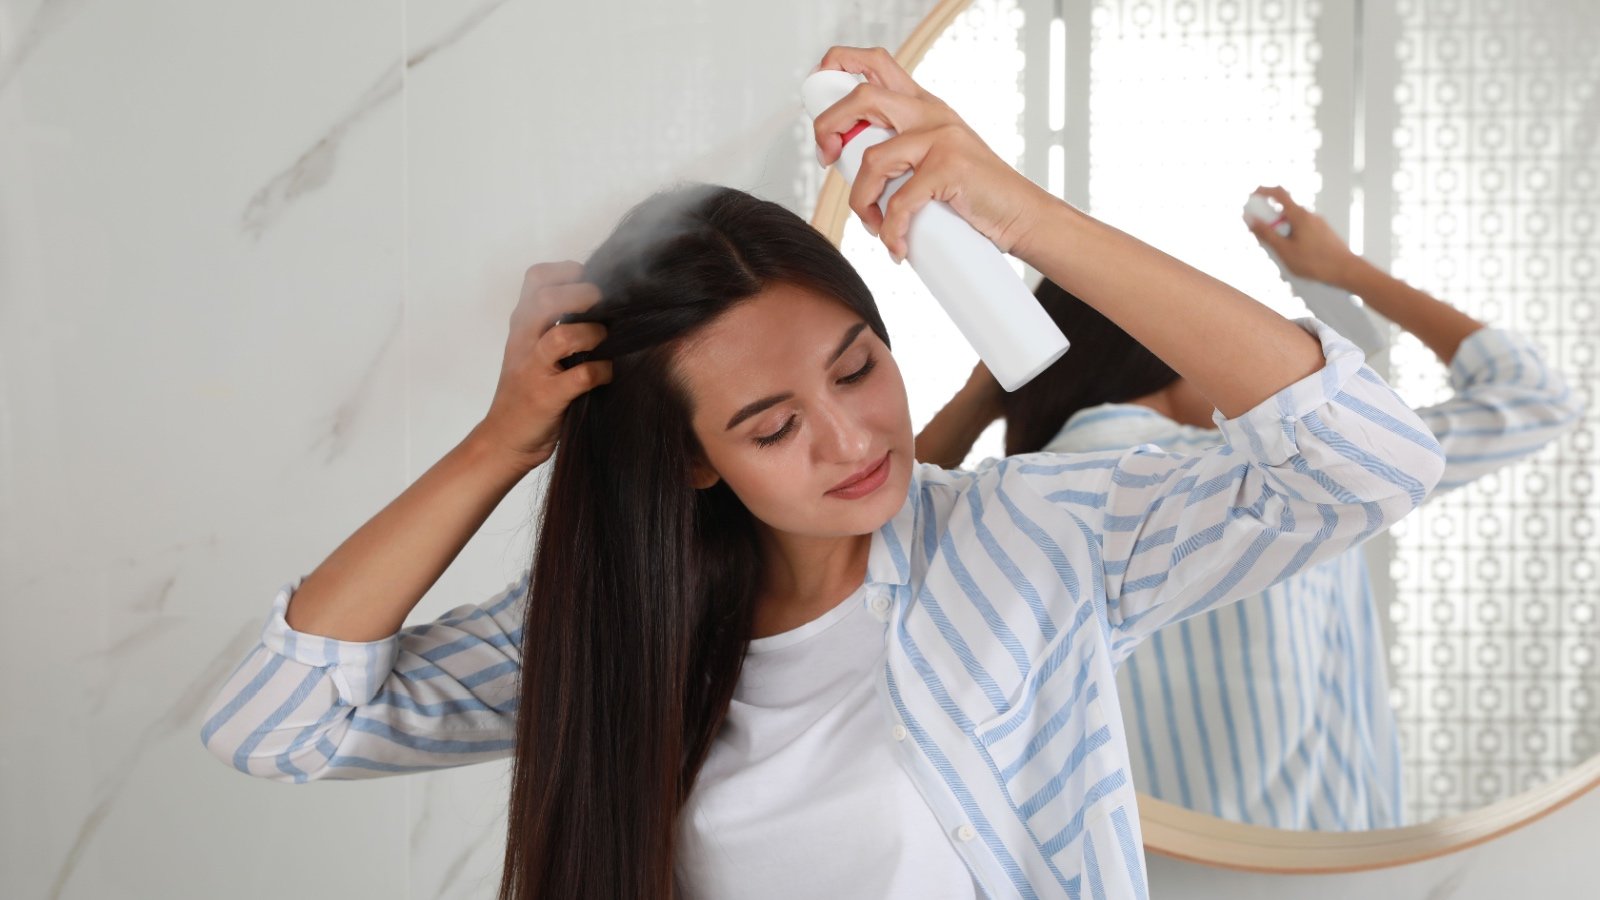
[813, 0, 1599, 871]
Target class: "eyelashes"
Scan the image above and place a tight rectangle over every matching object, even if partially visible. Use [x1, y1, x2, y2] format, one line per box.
[754, 418, 796, 447]
[838, 356, 877, 385]
[753, 356, 878, 448]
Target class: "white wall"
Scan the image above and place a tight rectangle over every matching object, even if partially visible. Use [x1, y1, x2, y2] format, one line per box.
[1, 0, 1595, 897]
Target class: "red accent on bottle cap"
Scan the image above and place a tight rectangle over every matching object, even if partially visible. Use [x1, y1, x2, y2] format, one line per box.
[840, 119, 871, 145]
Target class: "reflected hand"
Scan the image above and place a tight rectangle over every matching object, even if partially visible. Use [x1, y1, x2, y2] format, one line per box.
[1245, 185, 1367, 289]
[476, 261, 613, 472]
[811, 46, 1055, 261]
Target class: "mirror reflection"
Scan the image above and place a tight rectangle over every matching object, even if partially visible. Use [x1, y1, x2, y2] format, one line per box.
[835, 0, 1598, 830]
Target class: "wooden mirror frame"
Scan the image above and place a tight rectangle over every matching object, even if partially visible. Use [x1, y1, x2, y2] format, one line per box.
[812, 0, 1600, 873]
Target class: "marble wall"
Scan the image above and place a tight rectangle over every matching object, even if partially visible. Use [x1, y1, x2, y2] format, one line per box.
[1, 0, 1596, 898]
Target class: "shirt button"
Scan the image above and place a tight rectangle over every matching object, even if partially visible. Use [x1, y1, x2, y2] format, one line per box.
[868, 593, 891, 618]
[892, 724, 908, 742]
[955, 824, 977, 842]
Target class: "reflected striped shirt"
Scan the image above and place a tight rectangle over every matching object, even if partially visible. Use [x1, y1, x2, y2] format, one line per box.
[201, 318, 1447, 898]
[1044, 327, 1583, 830]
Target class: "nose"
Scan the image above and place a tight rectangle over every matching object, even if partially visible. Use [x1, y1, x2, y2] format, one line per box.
[811, 395, 872, 464]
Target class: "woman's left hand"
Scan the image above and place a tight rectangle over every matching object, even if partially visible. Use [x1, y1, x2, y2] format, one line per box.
[811, 46, 1057, 261]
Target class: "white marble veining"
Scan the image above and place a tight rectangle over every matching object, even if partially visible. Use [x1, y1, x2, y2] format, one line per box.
[3, 0, 1597, 897]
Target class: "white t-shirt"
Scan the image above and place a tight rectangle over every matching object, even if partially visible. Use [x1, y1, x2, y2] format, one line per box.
[676, 581, 980, 898]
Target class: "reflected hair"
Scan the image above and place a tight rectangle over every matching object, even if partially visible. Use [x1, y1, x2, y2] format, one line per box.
[499, 184, 889, 900]
[999, 278, 1180, 454]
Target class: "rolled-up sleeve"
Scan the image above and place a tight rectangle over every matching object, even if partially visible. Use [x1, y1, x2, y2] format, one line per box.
[1413, 327, 1585, 494]
[199, 577, 526, 782]
[1001, 317, 1446, 655]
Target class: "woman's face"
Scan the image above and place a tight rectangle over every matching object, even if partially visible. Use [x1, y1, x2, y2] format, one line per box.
[674, 281, 914, 539]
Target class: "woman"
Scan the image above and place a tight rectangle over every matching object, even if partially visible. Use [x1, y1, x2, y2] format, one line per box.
[200, 47, 1446, 899]
[917, 190, 1583, 830]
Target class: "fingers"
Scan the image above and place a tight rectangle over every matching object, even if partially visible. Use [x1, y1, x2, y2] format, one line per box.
[872, 126, 975, 260]
[850, 128, 955, 252]
[537, 320, 614, 398]
[1253, 184, 1294, 206]
[879, 170, 944, 263]
[1253, 184, 1306, 221]
[513, 279, 602, 335]
[554, 357, 613, 398]
[1246, 214, 1291, 255]
[814, 82, 942, 166]
[849, 130, 933, 234]
[517, 261, 584, 309]
[534, 319, 606, 369]
[816, 46, 922, 96]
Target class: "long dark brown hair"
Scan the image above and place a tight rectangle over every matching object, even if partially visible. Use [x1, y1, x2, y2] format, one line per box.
[999, 278, 1180, 454]
[499, 184, 890, 899]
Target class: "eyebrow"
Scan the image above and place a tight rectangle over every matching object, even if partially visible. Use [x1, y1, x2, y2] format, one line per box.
[724, 322, 870, 431]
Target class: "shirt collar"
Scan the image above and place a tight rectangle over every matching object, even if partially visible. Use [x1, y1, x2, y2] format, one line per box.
[866, 463, 920, 587]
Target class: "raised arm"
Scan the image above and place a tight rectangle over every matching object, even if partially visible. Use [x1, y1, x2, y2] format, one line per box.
[1244, 188, 1584, 492]
[200, 262, 611, 779]
[1245, 185, 1485, 366]
[813, 46, 1324, 421]
[286, 262, 610, 641]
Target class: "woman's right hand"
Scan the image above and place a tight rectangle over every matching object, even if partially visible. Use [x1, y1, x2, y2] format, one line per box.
[473, 261, 612, 472]
[811, 46, 1058, 262]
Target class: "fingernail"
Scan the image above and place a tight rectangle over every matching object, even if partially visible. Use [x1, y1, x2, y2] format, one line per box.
[815, 146, 827, 169]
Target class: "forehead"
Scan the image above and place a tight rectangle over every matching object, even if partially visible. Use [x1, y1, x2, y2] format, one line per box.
[675, 282, 869, 410]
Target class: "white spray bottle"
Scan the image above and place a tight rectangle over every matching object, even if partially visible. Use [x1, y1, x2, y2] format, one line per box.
[802, 70, 1069, 392]
[1242, 190, 1390, 358]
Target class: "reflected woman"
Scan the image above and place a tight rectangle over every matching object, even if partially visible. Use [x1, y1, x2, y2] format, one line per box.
[200, 48, 1447, 899]
[918, 188, 1585, 830]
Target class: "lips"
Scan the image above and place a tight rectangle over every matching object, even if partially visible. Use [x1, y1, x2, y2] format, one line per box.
[828, 451, 890, 494]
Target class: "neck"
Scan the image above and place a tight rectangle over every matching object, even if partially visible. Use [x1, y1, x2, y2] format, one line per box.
[1128, 377, 1218, 430]
[750, 527, 871, 638]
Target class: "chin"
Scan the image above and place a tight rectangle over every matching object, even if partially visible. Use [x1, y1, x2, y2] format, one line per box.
[858, 453, 913, 529]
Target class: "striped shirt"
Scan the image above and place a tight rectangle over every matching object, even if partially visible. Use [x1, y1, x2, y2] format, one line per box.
[1044, 327, 1583, 830]
[201, 318, 1447, 898]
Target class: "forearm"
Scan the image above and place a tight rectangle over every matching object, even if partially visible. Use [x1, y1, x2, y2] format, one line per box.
[1016, 200, 1325, 419]
[285, 424, 536, 642]
[1336, 260, 1485, 365]
[915, 386, 1000, 468]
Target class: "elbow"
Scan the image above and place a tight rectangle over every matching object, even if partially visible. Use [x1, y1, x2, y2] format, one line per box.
[1414, 432, 1448, 507]
[198, 697, 334, 784]
[199, 724, 334, 784]
[1400, 423, 1447, 509]
[198, 720, 288, 782]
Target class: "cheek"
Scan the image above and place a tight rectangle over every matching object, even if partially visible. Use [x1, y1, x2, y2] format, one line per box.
[869, 362, 914, 431]
[707, 441, 813, 505]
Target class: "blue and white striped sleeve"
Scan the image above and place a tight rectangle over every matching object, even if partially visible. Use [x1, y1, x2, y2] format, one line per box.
[199, 577, 526, 781]
[1411, 327, 1585, 494]
[1005, 317, 1446, 653]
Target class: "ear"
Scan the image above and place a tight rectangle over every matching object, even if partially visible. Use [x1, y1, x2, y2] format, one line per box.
[689, 457, 721, 491]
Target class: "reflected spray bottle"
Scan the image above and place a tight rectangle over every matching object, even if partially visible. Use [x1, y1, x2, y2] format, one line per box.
[1242, 190, 1390, 357]
[802, 70, 1069, 392]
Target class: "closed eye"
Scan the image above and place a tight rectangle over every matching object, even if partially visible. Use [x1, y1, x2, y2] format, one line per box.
[839, 355, 877, 385]
[755, 417, 796, 447]
[753, 355, 877, 448]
